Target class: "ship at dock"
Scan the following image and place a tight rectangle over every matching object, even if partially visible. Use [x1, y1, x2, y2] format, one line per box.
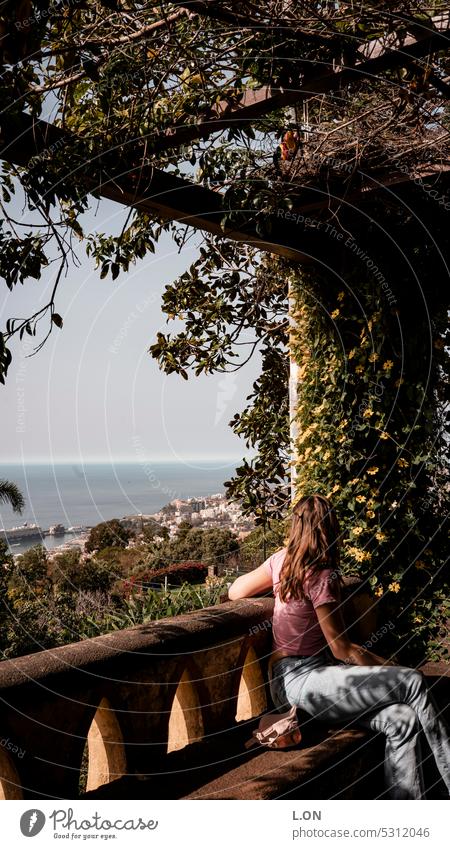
[0, 523, 43, 542]
[48, 523, 65, 536]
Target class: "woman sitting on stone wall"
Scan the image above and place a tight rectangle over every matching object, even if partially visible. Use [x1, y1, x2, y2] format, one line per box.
[228, 494, 450, 800]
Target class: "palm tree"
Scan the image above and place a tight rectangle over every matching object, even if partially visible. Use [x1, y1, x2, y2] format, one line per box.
[0, 479, 25, 513]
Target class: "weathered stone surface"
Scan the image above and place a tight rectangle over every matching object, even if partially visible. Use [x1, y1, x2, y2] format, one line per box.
[0, 586, 446, 800]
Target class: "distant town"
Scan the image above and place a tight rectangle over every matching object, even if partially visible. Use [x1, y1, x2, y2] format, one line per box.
[1, 493, 255, 557]
[142, 493, 255, 538]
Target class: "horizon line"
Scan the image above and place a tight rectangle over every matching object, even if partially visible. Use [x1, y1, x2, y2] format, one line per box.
[0, 455, 250, 465]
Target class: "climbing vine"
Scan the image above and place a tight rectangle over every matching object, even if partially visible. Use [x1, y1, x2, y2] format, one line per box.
[284, 198, 449, 664]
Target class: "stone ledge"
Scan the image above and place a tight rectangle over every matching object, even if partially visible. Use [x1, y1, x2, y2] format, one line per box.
[0, 598, 274, 691]
[83, 663, 449, 801]
[83, 721, 382, 801]
[182, 729, 381, 800]
[0, 590, 447, 801]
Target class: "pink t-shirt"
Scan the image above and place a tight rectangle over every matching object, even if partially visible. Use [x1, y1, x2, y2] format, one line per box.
[263, 547, 341, 656]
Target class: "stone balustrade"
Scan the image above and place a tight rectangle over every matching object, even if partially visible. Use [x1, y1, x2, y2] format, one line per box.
[0, 577, 397, 800]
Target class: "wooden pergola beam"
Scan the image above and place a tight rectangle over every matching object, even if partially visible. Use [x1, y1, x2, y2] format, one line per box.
[1, 111, 449, 264]
[140, 10, 450, 157]
[4, 7, 449, 165]
[171, 2, 449, 61]
[16, 8, 448, 160]
[0, 112, 315, 262]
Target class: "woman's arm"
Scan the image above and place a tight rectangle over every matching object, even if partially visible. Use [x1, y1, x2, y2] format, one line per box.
[228, 564, 273, 600]
[315, 601, 394, 666]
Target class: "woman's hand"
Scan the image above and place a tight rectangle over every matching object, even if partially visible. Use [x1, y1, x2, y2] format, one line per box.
[228, 564, 273, 600]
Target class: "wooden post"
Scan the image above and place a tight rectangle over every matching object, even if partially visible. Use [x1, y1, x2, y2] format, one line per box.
[287, 102, 300, 506]
[288, 279, 299, 504]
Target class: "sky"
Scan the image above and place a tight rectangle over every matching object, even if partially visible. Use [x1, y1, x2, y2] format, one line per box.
[0, 191, 261, 466]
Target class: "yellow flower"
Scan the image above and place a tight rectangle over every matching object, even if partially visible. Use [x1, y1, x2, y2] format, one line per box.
[338, 291, 345, 301]
[348, 547, 366, 562]
[352, 527, 364, 536]
[298, 427, 312, 445]
[397, 457, 409, 468]
[383, 360, 394, 371]
[350, 478, 360, 485]
[366, 510, 376, 518]
[367, 319, 373, 331]
[368, 352, 379, 362]
[363, 408, 374, 418]
[379, 431, 389, 440]
[331, 309, 340, 319]
[413, 616, 423, 624]
[355, 364, 364, 374]
[348, 348, 358, 359]
[375, 586, 383, 597]
[375, 531, 387, 541]
[338, 434, 346, 443]
[356, 495, 366, 503]
[331, 484, 340, 493]
[367, 466, 379, 475]
[341, 419, 349, 428]
[388, 581, 401, 593]
[391, 501, 399, 509]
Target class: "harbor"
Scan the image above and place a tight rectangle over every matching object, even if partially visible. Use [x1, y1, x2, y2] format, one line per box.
[0, 492, 255, 558]
[0, 523, 90, 557]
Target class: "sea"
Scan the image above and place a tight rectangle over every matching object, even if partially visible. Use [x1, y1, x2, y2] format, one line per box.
[0, 460, 240, 555]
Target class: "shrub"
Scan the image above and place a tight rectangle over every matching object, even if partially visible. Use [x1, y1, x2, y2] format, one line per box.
[136, 560, 208, 589]
[47, 548, 82, 591]
[104, 579, 229, 630]
[85, 519, 131, 553]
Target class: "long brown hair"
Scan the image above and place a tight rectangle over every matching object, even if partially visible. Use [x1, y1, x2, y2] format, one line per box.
[278, 494, 341, 602]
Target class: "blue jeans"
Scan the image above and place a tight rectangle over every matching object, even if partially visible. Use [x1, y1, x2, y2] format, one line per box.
[269, 651, 450, 800]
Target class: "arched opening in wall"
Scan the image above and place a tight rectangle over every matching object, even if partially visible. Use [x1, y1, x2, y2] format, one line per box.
[0, 749, 23, 799]
[235, 646, 267, 722]
[167, 668, 204, 753]
[81, 698, 127, 794]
